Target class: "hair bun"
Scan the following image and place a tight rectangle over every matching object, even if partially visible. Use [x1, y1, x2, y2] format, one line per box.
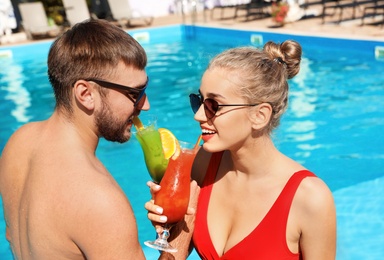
[273, 57, 287, 68]
[264, 40, 302, 79]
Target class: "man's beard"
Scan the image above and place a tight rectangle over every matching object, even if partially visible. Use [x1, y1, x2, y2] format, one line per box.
[95, 100, 131, 143]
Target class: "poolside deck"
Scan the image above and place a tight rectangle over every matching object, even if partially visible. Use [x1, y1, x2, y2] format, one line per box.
[1, 2, 384, 46]
[152, 4, 384, 41]
[157, 5, 384, 40]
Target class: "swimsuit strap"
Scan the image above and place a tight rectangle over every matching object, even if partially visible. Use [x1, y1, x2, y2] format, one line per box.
[201, 151, 224, 187]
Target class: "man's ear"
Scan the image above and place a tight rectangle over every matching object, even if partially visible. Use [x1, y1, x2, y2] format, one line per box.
[73, 80, 95, 111]
[250, 103, 273, 130]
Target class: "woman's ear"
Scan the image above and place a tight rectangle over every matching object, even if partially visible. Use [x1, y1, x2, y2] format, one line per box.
[250, 103, 273, 130]
[73, 80, 95, 111]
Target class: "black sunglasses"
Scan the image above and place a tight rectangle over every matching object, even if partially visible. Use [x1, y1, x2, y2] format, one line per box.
[189, 93, 260, 120]
[87, 77, 148, 107]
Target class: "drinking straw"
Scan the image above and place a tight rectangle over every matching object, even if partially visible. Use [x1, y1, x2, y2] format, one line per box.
[194, 135, 202, 150]
[132, 116, 144, 130]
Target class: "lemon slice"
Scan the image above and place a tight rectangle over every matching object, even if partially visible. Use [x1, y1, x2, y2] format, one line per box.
[158, 128, 180, 159]
[132, 116, 144, 130]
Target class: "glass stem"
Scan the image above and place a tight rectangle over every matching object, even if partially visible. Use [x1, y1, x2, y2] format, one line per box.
[157, 225, 171, 246]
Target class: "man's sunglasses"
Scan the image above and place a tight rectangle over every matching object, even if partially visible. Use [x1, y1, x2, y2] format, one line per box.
[189, 93, 260, 120]
[87, 77, 148, 107]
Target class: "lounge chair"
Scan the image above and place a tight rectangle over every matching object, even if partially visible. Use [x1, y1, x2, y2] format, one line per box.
[300, 0, 324, 10]
[322, 0, 374, 24]
[361, 0, 384, 27]
[106, 0, 153, 28]
[234, 0, 270, 21]
[18, 2, 61, 40]
[210, 0, 246, 20]
[62, 0, 92, 26]
[0, 0, 17, 43]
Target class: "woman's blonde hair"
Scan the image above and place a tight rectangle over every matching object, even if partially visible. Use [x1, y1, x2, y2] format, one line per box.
[207, 40, 302, 134]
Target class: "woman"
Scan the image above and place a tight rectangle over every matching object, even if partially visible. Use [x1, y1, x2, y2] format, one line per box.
[147, 40, 336, 259]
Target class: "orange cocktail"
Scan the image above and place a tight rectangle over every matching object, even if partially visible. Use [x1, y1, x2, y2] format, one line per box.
[155, 146, 197, 224]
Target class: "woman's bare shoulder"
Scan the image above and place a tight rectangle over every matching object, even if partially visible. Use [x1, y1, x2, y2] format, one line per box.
[293, 174, 337, 258]
[295, 175, 335, 217]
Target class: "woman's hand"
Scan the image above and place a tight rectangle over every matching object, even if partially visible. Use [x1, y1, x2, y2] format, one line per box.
[144, 180, 200, 235]
[144, 181, 167, 232]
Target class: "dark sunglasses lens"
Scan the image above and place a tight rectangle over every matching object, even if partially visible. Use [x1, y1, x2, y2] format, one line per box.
[204, 98, 218, 119]
[134, 78, 148, 106]
[189, 94, 201, 114]
[134, 88, 146, 106]
[134, 93, 146, 108]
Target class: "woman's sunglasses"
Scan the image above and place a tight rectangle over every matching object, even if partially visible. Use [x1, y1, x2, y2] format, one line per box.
[189, 93, 260, 120]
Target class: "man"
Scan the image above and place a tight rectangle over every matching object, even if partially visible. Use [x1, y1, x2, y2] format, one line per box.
[0, 19, 148, 259]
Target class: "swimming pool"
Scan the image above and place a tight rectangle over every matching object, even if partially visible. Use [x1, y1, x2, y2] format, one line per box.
[0, 24, 383, 259]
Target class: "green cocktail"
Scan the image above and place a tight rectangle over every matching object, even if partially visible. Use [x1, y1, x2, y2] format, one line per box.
[134, 118, 168, 183]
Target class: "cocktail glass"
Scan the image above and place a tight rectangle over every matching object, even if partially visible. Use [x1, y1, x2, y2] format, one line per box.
[144, 140, 199, 253]
[134, 118, 168, 183]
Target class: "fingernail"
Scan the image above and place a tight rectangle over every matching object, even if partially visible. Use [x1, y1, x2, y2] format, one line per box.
[156, 207, 163, 214]
[156, 227, 162, 233]
[160, 216, 167, 222]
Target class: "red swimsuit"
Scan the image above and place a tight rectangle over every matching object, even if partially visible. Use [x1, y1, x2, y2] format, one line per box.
[192, 152, 316, 259]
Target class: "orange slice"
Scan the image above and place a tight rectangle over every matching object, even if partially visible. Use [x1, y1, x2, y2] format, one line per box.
[158, 128, 180, 159]
[132, 116, 144, 130]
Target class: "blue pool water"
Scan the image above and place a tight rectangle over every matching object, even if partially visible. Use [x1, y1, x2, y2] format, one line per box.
[0, 25, 383, 259]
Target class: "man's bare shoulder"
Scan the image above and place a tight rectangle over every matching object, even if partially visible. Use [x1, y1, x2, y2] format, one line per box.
[68, 165, 132, 215]
[0, 122, 43, 186]
[2, 122, 43, 152]
[62, 164, 145, 259]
